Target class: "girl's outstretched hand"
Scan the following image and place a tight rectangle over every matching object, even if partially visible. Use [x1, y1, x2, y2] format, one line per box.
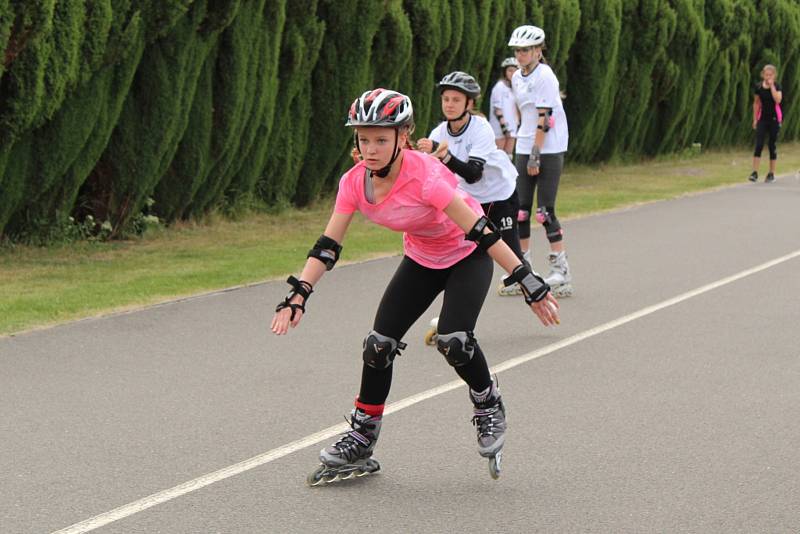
[271, 303, 304, 335]
[529, 292, 559, 326]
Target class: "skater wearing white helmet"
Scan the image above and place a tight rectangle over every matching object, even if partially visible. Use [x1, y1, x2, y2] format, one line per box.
[490, 57, 520, 157]
[417, 71, 525, 307]
[271, 88, 559, 485]
[509, 25, 574, 297]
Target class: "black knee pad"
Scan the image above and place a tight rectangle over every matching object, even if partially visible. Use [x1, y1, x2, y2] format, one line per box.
[363, 331, 406, 369]
[436, 331, 476, 367]
[537, 206, 563, 243]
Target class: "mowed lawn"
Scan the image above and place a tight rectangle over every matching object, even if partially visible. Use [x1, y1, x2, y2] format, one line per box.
[2, 143, 799, 336]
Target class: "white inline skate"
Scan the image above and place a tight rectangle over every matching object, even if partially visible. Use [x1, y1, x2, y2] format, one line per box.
[470, 381, 507, 480]
[307, 409, 382, 486]
[544, 251, 574, 297]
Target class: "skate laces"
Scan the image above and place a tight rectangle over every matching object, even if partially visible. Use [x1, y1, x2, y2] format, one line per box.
[331, 415, 376, 461]
[472, 404, 504, 437]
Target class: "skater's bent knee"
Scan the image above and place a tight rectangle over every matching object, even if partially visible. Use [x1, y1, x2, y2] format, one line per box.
[362, 330, 407, 369]
[436, 331, 476, 367]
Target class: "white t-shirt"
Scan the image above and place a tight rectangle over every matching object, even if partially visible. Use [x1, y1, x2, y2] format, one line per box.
[511, 63, 568, 155]
[429, 114, 517, 204]
[488, 80, 518, 139]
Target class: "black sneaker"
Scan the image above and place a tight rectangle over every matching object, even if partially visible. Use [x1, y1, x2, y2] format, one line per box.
[765, 172, 775, 183]
[748, 171, 758, 182]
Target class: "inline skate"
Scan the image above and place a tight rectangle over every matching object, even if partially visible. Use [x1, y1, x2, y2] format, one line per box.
[470, 382, 507, 479]
[307, 409, 382, 486]
[543, 251, 574, 297]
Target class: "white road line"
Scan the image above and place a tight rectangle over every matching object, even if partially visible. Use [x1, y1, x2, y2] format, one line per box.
[52, 249, 800, 534]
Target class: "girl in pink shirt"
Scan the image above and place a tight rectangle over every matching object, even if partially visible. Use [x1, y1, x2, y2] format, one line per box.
[271, 88, 559, 484]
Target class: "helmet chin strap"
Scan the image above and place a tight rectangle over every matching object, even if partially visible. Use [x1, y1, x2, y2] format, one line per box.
[374, 130, 401, 178]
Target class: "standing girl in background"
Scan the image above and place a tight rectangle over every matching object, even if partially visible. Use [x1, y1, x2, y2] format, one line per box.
[489, 57, 520, 158]
[508, 25, 573, 297]
[749, 64, 783, 183]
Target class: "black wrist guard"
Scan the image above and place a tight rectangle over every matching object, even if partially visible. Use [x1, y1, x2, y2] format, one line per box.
[275, 276, 313, 321]
[430, 140, 440, 153]
[307, 235, 342, 270]
[504, 264, 549, 303]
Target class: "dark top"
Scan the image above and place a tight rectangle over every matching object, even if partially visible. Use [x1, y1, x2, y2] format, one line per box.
[755, 82, 782, 122]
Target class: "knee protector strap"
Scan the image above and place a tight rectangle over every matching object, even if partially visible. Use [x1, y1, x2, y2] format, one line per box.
[307, 235, 342, 270]
[363, 331, 407, 369]
[436, 331, 476, 367]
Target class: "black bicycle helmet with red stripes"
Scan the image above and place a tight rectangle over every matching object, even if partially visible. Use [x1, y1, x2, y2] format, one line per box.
[346, 88, 414, 128]
[346, 88, 414, 178]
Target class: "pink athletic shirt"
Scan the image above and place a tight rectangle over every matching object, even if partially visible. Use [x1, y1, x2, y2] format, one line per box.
[335, 149, 483, 269]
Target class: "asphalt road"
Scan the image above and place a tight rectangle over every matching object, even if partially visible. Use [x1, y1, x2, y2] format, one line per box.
[2, 175, 799, 533]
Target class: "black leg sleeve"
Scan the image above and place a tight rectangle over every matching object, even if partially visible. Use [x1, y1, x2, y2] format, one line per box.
[514, 154, 536, 240]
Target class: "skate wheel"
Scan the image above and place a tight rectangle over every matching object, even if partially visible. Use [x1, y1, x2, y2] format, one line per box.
[489, 451, 502, 480]
[356, 458, 381, 477]
[306, 465, 328, 487]
[498, 283, 522, 296]
[552, 283, 574, 298]
[424, 328, 437, 346]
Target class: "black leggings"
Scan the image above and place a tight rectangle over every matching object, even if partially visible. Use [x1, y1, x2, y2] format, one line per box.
[482, 190, 524, 262]
[754, 120, 780, 160]
[514, 152, 565, 240]
[359, 249, 493, 405]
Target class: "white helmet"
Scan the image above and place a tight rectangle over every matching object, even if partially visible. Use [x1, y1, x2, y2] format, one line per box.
[508, 25, 545, 47]
[500, 57, 518, 68]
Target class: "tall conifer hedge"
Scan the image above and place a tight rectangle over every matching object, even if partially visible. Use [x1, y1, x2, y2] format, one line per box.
[1, 0, 800, 239]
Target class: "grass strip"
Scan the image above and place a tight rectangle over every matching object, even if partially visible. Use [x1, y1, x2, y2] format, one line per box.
[2, 143, 799, 336]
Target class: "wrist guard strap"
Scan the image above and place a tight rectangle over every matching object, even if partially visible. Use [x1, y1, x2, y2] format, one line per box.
[275, 276, 313, 321]
[504, 264, 549, 303]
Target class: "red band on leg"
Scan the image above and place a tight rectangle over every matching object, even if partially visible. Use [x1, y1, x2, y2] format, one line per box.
[355, 397, 385, 416]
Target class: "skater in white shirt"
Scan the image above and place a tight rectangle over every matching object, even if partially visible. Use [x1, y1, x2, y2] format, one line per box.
[489, 57, 520, 158]
[417, 71, 528, 302]
[509, 25, 573, 297]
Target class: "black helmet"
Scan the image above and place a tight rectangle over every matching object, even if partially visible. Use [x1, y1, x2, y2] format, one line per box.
[437, 71, 481, 100]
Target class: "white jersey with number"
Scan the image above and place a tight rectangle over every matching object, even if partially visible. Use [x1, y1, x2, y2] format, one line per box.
[511, 63, 568, 155]
[429, 114, 517, 204]
[488, 80, 518, 139]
